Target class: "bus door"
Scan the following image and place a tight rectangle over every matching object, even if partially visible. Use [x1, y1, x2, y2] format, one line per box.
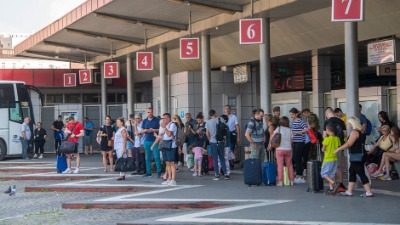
[8, 101, 24, 155]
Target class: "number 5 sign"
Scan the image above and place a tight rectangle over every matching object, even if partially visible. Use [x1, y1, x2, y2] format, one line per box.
[136, 52, 153, 70]
[332, 0, 364, 22]
[239, 18, 263, 44]
[180, 38, 200, 59]
[79, 69, 92, 84]
[64, 73, 77, 87]
[104, 62, 120, 78]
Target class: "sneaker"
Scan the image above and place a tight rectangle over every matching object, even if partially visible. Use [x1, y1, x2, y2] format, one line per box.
[177, 162, 182, 167]
[33, 154, 38, 159]
[290, 181, 294, 186]
[190, 168, 195, 172]
[62, 168, 72, 174]
[213, 176, 220, 181]
[332, 181, 340, 195]
[198, 174, 203, 177]
[224, 175, 231, 180]
[38, 154, 43, 159]
[341, 191, 353, 197]
[162, 180, 171, 185]
[131, 171, 138, 175]
[142, 173, 152, 178]
[294, 178, 305, 184]
[360, 192, 374, 197]
[168, 180, 177, 186]
[277, 182, 283, 186]
[73, 168, 79, 174]
[380, 175, 392, 181]
[193, 173, 198, 177]
[371, 170, 383, 178]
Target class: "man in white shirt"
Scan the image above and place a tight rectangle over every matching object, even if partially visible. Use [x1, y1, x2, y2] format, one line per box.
[225, 105, 240, 169]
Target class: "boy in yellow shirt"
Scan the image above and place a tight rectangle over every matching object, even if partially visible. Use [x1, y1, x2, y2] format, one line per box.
[321, 124, 341, 195]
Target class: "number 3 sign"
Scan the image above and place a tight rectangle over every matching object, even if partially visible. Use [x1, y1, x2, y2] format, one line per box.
[180, 38, 200, 59]
[136, 52, 153, 70]
[104, 62, 120, 78]
[332, 0, 364, 22]
[239, 18, 263, 44]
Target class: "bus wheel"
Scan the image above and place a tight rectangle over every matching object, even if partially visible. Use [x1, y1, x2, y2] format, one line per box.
[0, 141, 6, 161]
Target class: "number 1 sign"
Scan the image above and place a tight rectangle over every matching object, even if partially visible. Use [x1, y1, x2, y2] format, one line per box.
[79, 69, 92, 84]
[180, 38, 200, 59]
[136, 52, 153, 70]
[64, 73, 77, 87]
[332, 0, 364, 22]
[239, 18, 263, 44]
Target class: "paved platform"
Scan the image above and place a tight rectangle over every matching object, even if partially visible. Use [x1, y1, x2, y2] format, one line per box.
[0, 154, 399, 225]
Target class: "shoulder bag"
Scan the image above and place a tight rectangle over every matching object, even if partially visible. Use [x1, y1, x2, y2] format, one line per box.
[270, 126, 282, 148]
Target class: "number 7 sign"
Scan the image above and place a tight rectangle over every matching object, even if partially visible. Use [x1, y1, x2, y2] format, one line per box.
[136, 52, 153, 70]
[332, 0, 364, 22]
[239, 18, 263, 44]
[180, 38, 200, 59]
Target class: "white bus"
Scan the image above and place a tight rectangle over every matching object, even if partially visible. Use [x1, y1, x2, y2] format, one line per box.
[0, 81, 36, 160]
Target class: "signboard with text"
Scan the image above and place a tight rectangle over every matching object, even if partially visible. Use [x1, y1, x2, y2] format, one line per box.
[367, 39, 396, 66]
[104, 62, 120, 78]
[239, 18, 263, 44]
[332, 0, 364, 22]
[79, 69, 92, 84]
[180, 38, 200, 59]
[64, 73, 77, 87]
[136, 52, 153, 70]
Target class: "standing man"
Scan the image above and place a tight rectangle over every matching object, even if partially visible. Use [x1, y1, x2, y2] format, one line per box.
[141, 108, 161, 178]
[62, 116, 84, 174]
[83, 117, 94, 155]
[334, 108, 347, 124]
[133, 114, 146, 175]
[206, 109, 230, 180]
[323, 107, 347, 192]
[20, 117, 31, 160]
[272, 106, 281, 126]
[245, 109, 266, 163]
[51, 115, 64, 154]
[184, 113, 197, 150]
[224, 105, 240, 169]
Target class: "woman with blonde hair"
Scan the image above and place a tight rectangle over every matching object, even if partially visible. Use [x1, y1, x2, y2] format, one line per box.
[334, 117, 373, 197]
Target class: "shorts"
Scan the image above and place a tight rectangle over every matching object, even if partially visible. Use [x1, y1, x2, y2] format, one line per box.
[164, 147, 177, 162]
[321, 161, 338, 179]
[194, 157, 203, 166]
[84, 136, 92, 146]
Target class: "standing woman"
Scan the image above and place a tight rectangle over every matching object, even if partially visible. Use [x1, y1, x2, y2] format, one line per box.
[33, 122, 47, 159]
[289, 108, 309, 184]
[114, 117, 128, 181]
[334, 117, 373, 197]
[172, 115, 185, 169]
[97, 116, 115, 172]
[194, 112, 207, 148]
[265, 114, 277, 160]
[160, 113, 178, 186]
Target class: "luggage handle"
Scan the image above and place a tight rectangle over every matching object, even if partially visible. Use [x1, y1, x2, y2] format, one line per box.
[316, 141, 322, 162]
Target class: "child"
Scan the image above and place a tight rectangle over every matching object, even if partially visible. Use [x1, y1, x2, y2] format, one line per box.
[321, 124, 341, 195]
[190, 144, 204, 177]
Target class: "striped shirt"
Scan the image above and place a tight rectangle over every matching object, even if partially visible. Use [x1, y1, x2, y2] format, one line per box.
[290, 119, 307, 143]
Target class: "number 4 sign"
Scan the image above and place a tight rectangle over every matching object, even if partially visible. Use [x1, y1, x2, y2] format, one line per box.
[136, 52, 153, 70]
[79, 69, 92, 84]
[64, 73, 77, 87]
[332, 0, 364, 22]
[239, 18, 263, 44]
[180, 38, 200, 59]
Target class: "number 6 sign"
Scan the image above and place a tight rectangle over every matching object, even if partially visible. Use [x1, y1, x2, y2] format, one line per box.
[79, 69, 92, 84]
[332, 0, 364, 22]
[239, 18, 263, 44]
[64, 73, 77, 87]
[180, 38, 200, 59]
[136, 52, 153, 70]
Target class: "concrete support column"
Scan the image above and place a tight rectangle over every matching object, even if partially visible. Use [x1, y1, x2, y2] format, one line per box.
[202, 34, 211, 114]
[260, 18, 272, 113]
[312, 54, 331, 127]
[159, 46, 168, 115]
[100, 63, 107, 119]
[345, 22, 359, 119]
[126, 55, 135, 114]
[396, 63, 400, 126]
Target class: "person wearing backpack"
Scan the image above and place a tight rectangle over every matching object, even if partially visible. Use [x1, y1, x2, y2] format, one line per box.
[324, 107, 347, 192]
[205, 109, 230, 180]
[244, 108, 266, 164]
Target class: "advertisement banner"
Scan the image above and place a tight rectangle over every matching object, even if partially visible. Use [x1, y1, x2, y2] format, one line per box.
[367, 39, 396, 66]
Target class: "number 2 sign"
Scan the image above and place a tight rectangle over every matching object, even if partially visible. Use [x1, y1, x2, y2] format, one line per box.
[180, 38, 200, 59]
[104, 62, 120, 78]
[332, 0, 364, 22]
[136, 52, 153, 70]
[79, 69, 92, 84]
[64, 73, 77, 87]
[239, 18, 263, 44]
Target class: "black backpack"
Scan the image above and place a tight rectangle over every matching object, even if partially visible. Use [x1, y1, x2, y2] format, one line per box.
[332, 122, 344, 145]
[215, 118, 227, 142]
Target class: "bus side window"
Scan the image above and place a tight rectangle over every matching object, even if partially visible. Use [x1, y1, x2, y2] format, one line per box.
[9, 102, 23, 123]
[0, 84, 15, 108]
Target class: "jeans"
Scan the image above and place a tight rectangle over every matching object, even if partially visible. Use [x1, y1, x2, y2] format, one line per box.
[276, 150, 294, 182]
[210, 142, 226, 176]
[217, 147, 231, 175]
[144, 141, 160, 175]
[20, 137, 29, 159]
[293, 142, 306, 176]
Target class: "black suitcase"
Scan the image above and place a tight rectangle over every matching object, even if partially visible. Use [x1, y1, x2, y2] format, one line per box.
[243, 158, 262, 186]
[307, 142, 324, 193]
[201, 154, 209, 175]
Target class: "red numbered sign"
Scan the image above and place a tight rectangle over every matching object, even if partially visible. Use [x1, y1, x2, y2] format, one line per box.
[239, 18, 263, 44]
[332, 0, 364, 22]
[79, 69, 92, 84]
[104, 62, 120, 78]
[64, 73, 76, 87]
[136, 52, 153, 70]
[180, 38, 200, 59]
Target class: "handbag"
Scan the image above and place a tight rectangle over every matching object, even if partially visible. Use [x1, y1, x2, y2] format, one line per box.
[161, 139, 173, 150]
[349, 150, 367, 162]
[59, 141, 78, 154]
[115, 155, 136, 172]
[104, 125, 114, 147]
[270, 126, 282, 148]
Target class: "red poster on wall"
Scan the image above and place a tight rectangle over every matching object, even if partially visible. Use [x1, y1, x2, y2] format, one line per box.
[104, 62, 120, 78]
[64, 73, 77, 87]
[239, 18, 263, 44]
[331, 0, 364, 22]
[79, 69, 92, 84]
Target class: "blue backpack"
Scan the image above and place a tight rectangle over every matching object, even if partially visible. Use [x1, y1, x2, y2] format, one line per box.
[54, 130, 64, 141]
[366, 118, 372, 136]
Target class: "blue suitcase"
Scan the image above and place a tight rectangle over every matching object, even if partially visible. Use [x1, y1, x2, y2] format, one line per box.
[56, 155, 67, 173]
[263, 151, 277, 186]
[243, 159, 262, 186]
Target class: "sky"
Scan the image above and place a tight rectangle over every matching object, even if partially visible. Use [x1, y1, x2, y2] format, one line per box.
[0, 0, 86, 34]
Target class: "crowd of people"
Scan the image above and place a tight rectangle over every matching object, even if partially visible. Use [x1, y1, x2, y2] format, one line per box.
[19, 103, 400, 191]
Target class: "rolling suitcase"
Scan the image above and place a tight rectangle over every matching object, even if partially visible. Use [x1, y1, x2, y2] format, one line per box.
[208, 155, 214, 171]
[263, 151, 277, 186]
[243, 158, 262, 186]
[201, 154, 209, 175]
[307, 142, 324, 193]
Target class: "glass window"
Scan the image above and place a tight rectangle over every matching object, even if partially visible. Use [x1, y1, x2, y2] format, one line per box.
[46, 94, 63, 105]
[116, 93, 126, 103]
[0, 84, 15, 108]
[65, 94, 81, 103]
[107, 94, 116, 103]
[83, 94, 99, 103]
[9, 102, 23, 123]
[136, 92, 142, 103]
